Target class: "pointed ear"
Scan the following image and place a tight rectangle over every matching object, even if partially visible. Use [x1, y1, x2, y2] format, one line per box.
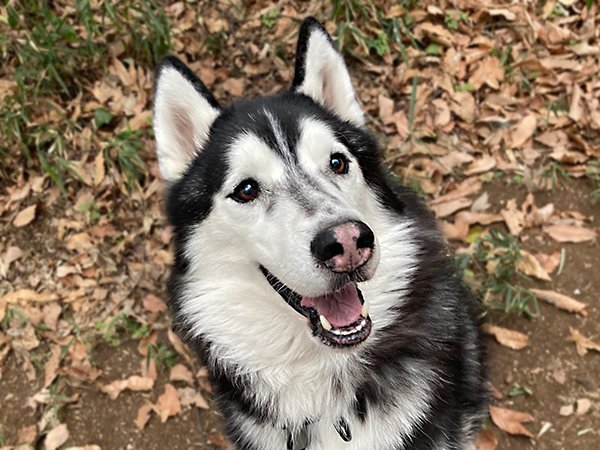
[292, 18, 364, 127]
[153, 56, 221, 183]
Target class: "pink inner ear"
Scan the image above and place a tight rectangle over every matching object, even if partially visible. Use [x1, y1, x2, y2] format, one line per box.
[173, 108, 196, 158]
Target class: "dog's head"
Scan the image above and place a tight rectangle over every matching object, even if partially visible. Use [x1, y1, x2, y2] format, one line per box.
[153, 18, 417, 358]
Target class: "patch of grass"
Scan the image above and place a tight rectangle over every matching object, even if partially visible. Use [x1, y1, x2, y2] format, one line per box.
[508, 384, 533, 397]
[96, 313, 150, 347]
[457, 230, 539, 318]
[106, 128, 147, 191]
[540, 161, 570, 191]
[330, 0, 420, 61]
[147, 342, 177, 369]
[261, 9, 280, 29]
[586, 160, 600, 203]
[0, 0, 170, 190]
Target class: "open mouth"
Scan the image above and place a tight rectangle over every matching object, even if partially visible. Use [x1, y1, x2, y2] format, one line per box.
[260, 266, 372, 347]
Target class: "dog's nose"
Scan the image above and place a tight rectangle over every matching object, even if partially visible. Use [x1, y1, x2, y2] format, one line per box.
[311, 221, 374, 273]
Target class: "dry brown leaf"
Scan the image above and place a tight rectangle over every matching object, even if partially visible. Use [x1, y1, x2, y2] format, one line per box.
[154, 383, 181, 422]
[18, 424, 37, 444]
[559, 404, 574, 416]
[450, 91, 476, 123]
[543, 224, 596, 243]
[1, 289, 59, 305]
[168, 329, 195, 368]
[13, 204, 37, 228]
[42, 303, 62, 331]
[475, 428, 498, 450]
[94, 151, 105, 186]
[135, 402, 154, 430]
[464, 155, 496, 176]
[501, 199, 524, 236]
[430, 178, 481, 205]
[44, 423, 69, 450]
[169, 363, 194, 384]
[534, 251, 561, 274]
[142, 294, 167, 313]
[1, 245, 24, 277]
[489, 405, 534, 438]
[482, 324, 528, 350]
[378, 95, 394, 125]
[431, 198, 472, 218]
[516, 250, 551, 281]
[531, 289, 587, 315]
[44, 345, 62, 388]
[178, 386, 210, 409]
[99, 375, 154, 399]
[576, 398, 591, 416]
[567, 327, 600, 356]
[223, 78, 245, 96]
[510, 114, 536, 148]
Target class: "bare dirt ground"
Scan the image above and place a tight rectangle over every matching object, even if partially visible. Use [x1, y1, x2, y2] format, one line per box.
[1, 1, 599, 449]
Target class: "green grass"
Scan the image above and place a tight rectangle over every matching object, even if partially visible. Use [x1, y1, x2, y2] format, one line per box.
[586, 160, 600, 203]
[540, 161, 570, 191]
[457, 230, 539, 318]
[96, 313, 150, 347]
[330, 0, 421, 61]
[0, 0, 170, 191]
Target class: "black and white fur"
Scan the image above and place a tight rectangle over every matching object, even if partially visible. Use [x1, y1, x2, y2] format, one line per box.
[153, 17, 488, 450]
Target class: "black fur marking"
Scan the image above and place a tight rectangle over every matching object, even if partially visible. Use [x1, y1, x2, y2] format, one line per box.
[153, 55, 220, 109]
[292, 17, 335, 89]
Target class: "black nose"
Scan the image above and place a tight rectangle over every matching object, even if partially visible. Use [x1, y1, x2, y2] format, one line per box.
[310, 220, 375, 272]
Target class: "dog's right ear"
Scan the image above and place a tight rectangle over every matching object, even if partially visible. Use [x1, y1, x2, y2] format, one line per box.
[153, 56, 221, 183]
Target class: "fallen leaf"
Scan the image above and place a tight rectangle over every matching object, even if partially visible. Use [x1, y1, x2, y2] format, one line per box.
[0, 245, 23, 277]
[44, 423, 69, 450]
[169, 363, 194, 384]
[1, 289, 58, 305]
[18, 425, 37, 444]
[576, 398, 591, 416]
[154, 383, 181, 422]
[559, 404, 574, 416]
[501, 199, 524, 236]
[168, 329, 195, 368]
[489, 405, 534, 438]
[510, 114, 536, 148]
[534, 252, 561, 274]
[464, 155, 496, 176]
[94, 151, 105, 186]
[178, 386, 209, 409]
[142, 294, 167, 313]
[475, 428, 498, 450]
[223, 78, 245, 96]
[13, 204, 37, 227]
[44, 345, 61, 388]
[482, 324, 528, 350]
[567, 327, 600, 356]
[430, 178, 481, 205]
[99, 375, 154, 399]
[531, 289, 587, 315]
[135, 402, 154, 430]
[516, 250, 551, 281]
[378, 95, 395, 125]
[543, 224, 596, 243]
[431, 198, 472, 218]
[552, 368, 566, 385]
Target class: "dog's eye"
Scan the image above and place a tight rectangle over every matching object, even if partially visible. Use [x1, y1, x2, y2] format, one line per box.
[230, 179, 260, 203]
[329, 153, 349, 175]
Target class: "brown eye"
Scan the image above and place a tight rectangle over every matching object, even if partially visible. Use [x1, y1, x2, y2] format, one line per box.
[230, 179, 260, 203]
[330, 153, 349, 175]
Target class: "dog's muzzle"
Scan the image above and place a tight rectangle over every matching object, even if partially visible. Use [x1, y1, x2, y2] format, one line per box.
[261, 221, 375, 347]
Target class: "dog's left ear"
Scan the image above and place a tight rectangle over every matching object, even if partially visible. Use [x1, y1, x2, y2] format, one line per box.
[292, 18, 364, 127]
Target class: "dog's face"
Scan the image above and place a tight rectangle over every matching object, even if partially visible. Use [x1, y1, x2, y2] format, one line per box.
[153, 19, 416, 358]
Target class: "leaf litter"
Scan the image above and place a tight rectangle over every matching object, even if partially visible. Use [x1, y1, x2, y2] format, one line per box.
[0, 0, 599, 448]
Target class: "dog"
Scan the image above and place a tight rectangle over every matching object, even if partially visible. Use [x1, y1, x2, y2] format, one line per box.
[152, 17, 488, 450]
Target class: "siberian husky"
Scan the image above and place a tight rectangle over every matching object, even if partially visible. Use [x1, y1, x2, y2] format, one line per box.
[152, 17, 487, 450]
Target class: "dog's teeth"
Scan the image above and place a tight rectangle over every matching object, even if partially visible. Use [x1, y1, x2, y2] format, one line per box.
[319, 315, 333, 331]
[361, 300, 369, 317]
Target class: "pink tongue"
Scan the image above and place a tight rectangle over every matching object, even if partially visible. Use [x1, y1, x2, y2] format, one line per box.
[300, 284, 362, 328]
